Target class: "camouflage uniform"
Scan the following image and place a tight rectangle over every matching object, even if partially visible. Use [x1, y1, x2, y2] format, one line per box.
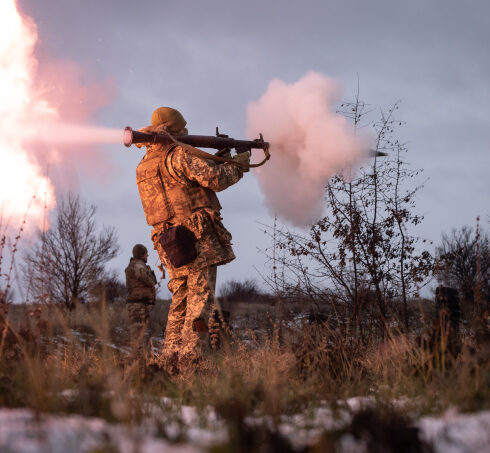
[125, 256, 157, 359]
[136, 125, 243, 367]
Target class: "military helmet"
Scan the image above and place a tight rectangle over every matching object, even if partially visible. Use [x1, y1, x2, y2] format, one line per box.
[151, 107, 187, 133]
[132, 244, 148, 259]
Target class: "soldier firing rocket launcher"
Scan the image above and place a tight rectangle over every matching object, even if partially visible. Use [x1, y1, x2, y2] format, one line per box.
[124, 126, 272, 168]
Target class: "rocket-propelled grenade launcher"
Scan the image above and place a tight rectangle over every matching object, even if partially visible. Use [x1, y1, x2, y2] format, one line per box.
[123, 126, 386, 158]
[124, 126, 270, 155]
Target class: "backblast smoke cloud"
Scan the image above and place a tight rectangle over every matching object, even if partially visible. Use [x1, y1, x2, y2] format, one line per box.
[246, 71, 369, 227]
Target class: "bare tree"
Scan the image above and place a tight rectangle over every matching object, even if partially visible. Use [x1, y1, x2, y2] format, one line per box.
[24, 193, 120, 308]
[89, 270, 128, 303]
[436, 224, 490, 307]
[262, 98, 433, 336]
[219, 279, 263, 303]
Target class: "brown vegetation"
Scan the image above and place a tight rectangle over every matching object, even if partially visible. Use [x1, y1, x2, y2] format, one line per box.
[1, 292, 488, 418]
[1, 99, 488, 451]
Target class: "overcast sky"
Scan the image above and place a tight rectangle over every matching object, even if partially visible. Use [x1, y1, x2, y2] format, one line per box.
[18, 0, 490, 297]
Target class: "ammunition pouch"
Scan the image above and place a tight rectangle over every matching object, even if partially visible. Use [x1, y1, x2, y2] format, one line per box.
[159, 225, 198, 268]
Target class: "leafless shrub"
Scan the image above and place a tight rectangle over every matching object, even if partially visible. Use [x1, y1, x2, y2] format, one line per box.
[89, 270, 128, 303]
[23, 193, 120, 308]
[436, 224, 489, 308]
[219, 278, 267, 303]
[261, 98, 433, 337]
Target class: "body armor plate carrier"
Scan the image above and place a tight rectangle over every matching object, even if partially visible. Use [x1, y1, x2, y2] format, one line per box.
[136, 144, 222, 226]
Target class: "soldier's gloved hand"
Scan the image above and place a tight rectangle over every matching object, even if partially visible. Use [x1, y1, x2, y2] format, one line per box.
[233, 151, 250, 172]
[215, 148, 232, 160]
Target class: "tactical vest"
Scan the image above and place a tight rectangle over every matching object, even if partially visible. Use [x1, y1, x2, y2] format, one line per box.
[125, 258, 156, 301]
[136, 144, 221, 226]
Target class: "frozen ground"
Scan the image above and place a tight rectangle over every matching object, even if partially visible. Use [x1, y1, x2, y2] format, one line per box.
[0, 409, 198, 453]
[1, 399, 489, 453]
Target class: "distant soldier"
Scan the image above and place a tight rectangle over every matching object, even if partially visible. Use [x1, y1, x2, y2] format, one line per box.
[135, 107, 249, 371]
[125, 244, 157, 361]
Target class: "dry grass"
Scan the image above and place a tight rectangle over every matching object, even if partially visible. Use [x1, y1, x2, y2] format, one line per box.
[0, 294, 489, 452]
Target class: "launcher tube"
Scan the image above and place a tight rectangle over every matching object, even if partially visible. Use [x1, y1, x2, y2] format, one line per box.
[124, 126, 269, 153]
[123, 126, 385, 157]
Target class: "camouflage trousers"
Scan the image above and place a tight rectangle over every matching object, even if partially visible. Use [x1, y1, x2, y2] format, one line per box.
[163, 265, 217, 366]
[127, 301, 152, 360]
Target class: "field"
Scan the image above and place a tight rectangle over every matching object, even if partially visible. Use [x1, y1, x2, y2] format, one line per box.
[1, 294, 489, 452]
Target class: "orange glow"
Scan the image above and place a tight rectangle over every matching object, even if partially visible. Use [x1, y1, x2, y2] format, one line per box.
[0, 0, 55, 231]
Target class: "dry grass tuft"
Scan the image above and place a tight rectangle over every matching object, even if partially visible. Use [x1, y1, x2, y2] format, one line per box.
[0, 294, 488, 451]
